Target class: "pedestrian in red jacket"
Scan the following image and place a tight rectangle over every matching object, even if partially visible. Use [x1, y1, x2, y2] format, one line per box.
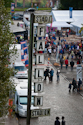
[65, 58, 68, 69]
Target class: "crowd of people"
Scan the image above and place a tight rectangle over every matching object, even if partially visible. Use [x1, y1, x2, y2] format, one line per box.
[45, 30, 83, 70]
[68, 78, 82, 92]
[44, 68, 54, 82]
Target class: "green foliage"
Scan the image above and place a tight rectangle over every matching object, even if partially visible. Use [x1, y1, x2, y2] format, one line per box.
[0, 0, 16, 116]
[59, 0, 83, 10]
[4, 0, 14, 8]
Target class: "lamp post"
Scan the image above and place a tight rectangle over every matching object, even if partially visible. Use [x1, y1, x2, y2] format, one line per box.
[26, 8, 35, 125]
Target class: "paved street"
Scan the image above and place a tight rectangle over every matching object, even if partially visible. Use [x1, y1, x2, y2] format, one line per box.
[4, 59, 83, 125]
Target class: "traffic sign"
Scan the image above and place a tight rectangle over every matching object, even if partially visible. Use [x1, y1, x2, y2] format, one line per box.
[34, 14, 52, 24]
[31, 108, 50, 117]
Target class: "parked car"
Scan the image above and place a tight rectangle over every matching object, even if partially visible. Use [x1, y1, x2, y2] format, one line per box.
[12, 13, 23, 20]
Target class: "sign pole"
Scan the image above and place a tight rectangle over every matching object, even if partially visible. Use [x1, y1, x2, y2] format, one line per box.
[27, 13, 34, 125]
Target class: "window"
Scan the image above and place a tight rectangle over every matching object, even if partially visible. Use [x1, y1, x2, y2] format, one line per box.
[19, 96, 34, 105]
[14, 66, 27, 71]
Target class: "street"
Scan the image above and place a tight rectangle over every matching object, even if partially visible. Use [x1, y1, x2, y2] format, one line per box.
[10, 60, 83, 125]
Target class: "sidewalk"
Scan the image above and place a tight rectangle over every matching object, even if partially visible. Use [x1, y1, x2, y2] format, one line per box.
[0, 116, 18, 125]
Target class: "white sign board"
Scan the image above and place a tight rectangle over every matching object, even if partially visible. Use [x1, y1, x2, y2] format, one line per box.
[36, 54, 44, 65]
[31, 108, 50, 118]
[34, 68, 44, 79]
[34, 82, 44, 93]
[34, 15, 52, 24]
[34, 96, 43, 106]
[37, 40, 45, 51]
[37, 26, 45, 37]
[77, 64, 82, 81]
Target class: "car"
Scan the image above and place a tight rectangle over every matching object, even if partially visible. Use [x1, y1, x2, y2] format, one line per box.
[11, 13, 23, 20]
[14, 62, 28, 79]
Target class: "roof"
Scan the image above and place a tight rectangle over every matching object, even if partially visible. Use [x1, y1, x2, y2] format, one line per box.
[51, 10, 83, 23]
[16, 82, 38, 96]
[71, 18, 83, 28]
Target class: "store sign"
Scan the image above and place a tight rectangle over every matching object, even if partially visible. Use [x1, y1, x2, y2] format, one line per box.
[34, 68, 44, 79]
[37, 26, 45, 37]
[34, 96, 43, 106]
[34, 82, 44, 93]
[31, 108, 50, 118]
[35, 54, 44, 65]
[37, 40, 45, 51]
[34, 15, 52, 24]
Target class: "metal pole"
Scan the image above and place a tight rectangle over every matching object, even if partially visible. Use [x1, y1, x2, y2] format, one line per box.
[27, 13, 34, 125]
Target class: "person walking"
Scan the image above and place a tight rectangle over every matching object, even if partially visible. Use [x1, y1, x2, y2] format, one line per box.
[49, 68, 54, 82]
[70, 59, 74, 71]
[77, 78, 82, 92]
[56, 70, 60, 82]
[60, 57, 64, 69]
[44, 69, 49, 81]
[68, 82, 72, 92]
[65, 58, 68, 69]
[61, 116, 65, 125]
[54, 117, 60, 125]
[72, 78, 77, 92]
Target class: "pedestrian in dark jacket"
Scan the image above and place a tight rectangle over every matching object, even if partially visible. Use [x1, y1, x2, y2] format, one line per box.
[70, 60, 74, 71]
[68, 82, 72, 92]
[54, 117, 60, 125]
[60, 58, 64, 69]
[56, 70, 59, 81]
[61, 116, 65, 125]
[44, 69, 49, 80]
[50, 68, 54, 82]
[77, 78, 82, 92]
[72, 78, 77, 91]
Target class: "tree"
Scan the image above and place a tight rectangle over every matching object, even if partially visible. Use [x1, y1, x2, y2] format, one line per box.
[4, 0, 14, 8]
[59, 0, 83, 10]
[0, 0, 16, 116]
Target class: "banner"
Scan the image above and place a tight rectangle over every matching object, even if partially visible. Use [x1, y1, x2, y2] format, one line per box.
[11, 3, 15, 13]
[69, 7, 73, 18]
[21, 41, 29, 67]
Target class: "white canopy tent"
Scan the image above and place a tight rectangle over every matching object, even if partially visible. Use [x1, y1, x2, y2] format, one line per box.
[46, 21, 72, 28]
[71, 18, 83, 28]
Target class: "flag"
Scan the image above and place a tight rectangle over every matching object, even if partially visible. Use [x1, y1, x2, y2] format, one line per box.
[50, 18, 53, 32]
[21, 41, 29, 67]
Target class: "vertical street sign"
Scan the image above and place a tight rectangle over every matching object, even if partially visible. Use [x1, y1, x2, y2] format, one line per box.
[34, 96, 43, 106]
[35, 54, 44, 65]
[37, 40, 45, 51]
[34, 82, 44, 93]
[34, 68, 44, 79]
